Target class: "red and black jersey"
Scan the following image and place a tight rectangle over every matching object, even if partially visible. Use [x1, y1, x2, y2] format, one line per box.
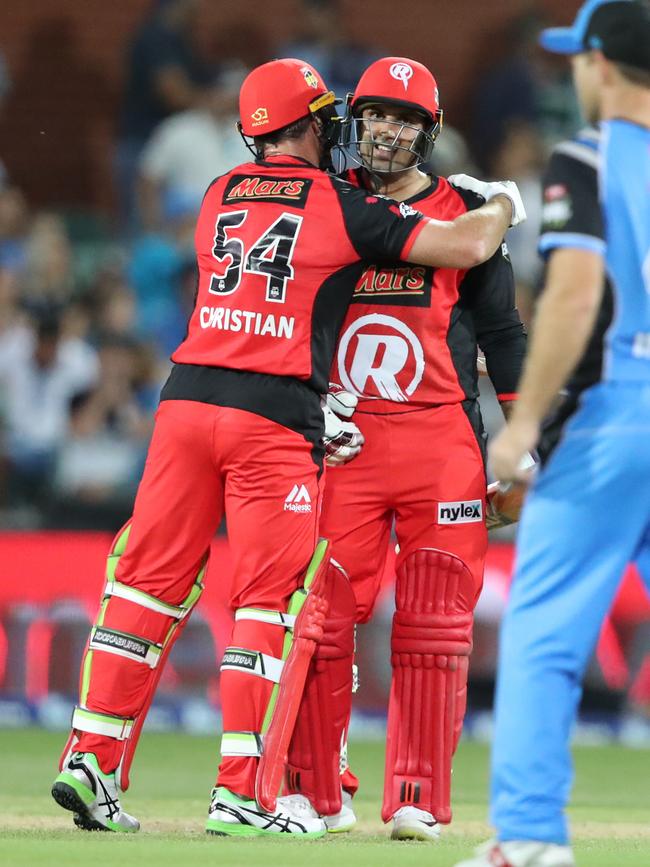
[171, 155, 425, 394]
[331, 169, 526, 412]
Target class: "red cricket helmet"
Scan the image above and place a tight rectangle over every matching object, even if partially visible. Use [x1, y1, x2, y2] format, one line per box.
[239, 58, 337, 136]
[343, 56, 444, 173]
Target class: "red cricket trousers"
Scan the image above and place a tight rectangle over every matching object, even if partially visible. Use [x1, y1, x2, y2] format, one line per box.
[76, 399, 323, 797]
[320, 402, 487, 620]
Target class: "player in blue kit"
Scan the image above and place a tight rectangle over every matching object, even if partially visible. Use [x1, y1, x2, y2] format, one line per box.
[455, 2, 650, 866]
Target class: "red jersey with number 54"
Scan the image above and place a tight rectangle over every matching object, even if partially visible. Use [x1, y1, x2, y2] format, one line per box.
[172, 155, 426, 394]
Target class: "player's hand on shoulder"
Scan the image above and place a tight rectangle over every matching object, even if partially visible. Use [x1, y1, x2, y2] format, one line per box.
[322, 384, 364, 467]
[448, 174, 527, 228]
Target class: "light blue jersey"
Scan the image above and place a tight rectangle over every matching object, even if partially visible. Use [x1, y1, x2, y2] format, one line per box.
[601, 119, 650, 380]
[489, 117, 650, 847]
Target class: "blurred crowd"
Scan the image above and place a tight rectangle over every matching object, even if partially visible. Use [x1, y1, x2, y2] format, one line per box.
[0, 0, 582, 530]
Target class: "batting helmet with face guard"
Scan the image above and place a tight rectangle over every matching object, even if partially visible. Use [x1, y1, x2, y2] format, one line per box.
[342, 56, 443, 172]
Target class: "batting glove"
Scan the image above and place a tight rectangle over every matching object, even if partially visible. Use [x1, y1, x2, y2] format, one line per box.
[322, 386, 364, 467]
[448, 174, 527, 228]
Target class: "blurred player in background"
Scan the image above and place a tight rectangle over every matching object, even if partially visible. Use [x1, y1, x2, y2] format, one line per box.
[49, 58, 524, 838]
[535, 33, 650, 725]
[456, 2, 650, 865]
[283, 56, 527, 840]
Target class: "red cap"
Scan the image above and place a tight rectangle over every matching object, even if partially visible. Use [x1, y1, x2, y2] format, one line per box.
[239, 58, 336, 136]
[351, 57, 441, 123]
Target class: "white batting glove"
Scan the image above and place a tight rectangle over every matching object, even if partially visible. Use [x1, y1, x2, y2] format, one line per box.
[322, 387, 364, 466]
[448, 174, 527, 228]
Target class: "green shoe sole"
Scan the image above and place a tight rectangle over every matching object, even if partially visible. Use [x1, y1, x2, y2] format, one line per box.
[206, 819, 325, 839]
[51, 781, 137, 833]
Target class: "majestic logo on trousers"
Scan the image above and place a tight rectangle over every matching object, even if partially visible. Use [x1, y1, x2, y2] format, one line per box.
[284, 484, 312, 512]
[337, 314, 425, 401]
[437, 500, 483, 524]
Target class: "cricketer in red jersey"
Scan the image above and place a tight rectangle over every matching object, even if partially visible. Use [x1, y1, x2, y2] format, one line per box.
[284, 57, 527, 839]
[50, 57, 524, 837]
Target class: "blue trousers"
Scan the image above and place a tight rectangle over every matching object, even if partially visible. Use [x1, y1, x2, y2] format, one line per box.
[490, 381, 650, 843]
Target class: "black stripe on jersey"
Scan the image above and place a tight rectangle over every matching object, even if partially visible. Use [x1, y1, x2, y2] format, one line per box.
[538, 137, 612, 399]
[328, 174, 424, 262]
[309, 261, 366, 393]
[461, 399, 487, 471]
[160, 363, 325, 473]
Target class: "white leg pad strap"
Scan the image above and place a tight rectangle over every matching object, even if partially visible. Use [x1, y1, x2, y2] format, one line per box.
[104, 581, 192, 619]
[72, 706, 134, 740]
[220, 647, 284, 683]
[89, 626, 163, 668]
[220, 730, 264, 757]
[235, 608, 297, 628]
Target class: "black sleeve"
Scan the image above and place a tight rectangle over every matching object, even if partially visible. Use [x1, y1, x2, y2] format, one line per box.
[330, 176, 426, 262]
[538, 148, 604, 260]
[462, 242, 527, 398]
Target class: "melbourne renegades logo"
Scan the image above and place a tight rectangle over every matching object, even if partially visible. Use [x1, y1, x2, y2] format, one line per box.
[389, 62, 413, 91]
[337, 314, 425, 402]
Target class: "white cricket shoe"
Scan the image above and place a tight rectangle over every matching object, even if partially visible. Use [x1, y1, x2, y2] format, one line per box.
[391, 805, 441, 841]
[278, 790, 357, 833]
[51, 751, 139, 832]
[206, 786, 326, 837]
[453, 838, 576, 866]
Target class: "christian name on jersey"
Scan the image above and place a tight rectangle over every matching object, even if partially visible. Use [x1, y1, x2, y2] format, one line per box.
[223, 174, 312, 207]
[199, 306, 295, 339]
[351, 263, 434, 307]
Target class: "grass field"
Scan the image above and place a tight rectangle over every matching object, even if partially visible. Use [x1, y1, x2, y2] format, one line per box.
[0, 729, 649, 866]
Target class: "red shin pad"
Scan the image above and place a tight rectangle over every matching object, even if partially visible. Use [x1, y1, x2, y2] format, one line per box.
[284, 560, 356, 816]
[382, 548, 474, 824]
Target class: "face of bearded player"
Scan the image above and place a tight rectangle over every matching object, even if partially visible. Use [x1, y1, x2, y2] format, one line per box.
[357, 102, 429, 176]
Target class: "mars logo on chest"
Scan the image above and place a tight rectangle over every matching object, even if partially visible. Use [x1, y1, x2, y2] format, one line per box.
[353, 264, 433, 307]
[224, 175, 312, 207]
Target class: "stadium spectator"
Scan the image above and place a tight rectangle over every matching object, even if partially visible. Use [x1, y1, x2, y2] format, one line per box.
[470, 10, 581, 173]
[489, 119, 546, 326]
[137, 63, 248, 232]
[0, 312, 99, 511]
[278, 0, 381, 99]
[47, 335, 153, 530]
[21, 213, 75, 313]
[115, 0, 217, 230]
[127, 212, 194, 357]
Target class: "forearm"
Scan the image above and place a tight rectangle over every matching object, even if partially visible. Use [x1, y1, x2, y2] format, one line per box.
[408, 196, 512, 270]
